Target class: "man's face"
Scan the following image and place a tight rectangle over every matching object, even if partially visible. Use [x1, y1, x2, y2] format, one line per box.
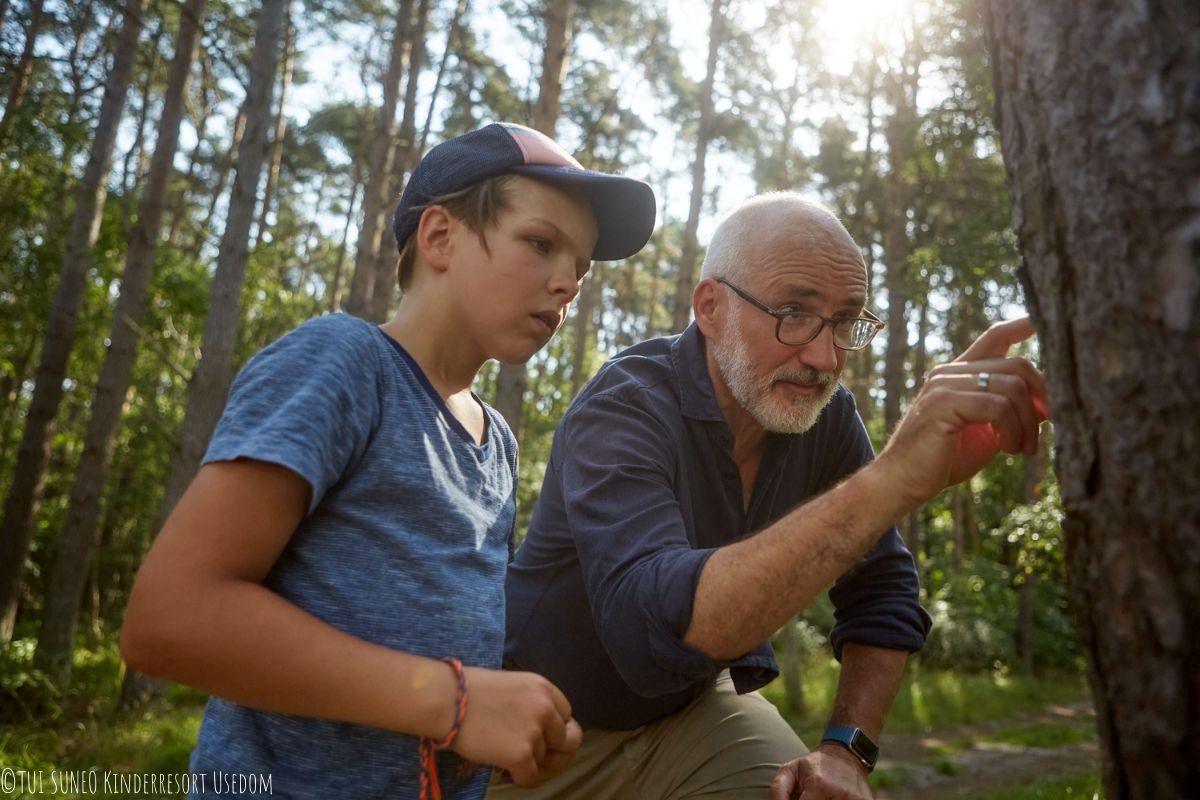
[708, 230, 868, 435]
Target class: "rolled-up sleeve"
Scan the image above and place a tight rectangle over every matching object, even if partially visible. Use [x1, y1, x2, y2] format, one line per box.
[557, 393, 722, 697]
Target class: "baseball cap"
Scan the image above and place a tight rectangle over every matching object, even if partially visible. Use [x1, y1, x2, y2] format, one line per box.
[392, 122, 656, 261]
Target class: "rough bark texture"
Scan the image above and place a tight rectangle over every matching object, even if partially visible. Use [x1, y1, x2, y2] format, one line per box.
[491, 0, 576, 439]
[985, 2, 1200, 796]
[35, 0, 207, 683]
[670, 0, 724, 334]
[0, 0, 144, 644]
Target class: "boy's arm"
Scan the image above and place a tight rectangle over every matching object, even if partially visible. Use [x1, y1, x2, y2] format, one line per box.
[121, 459, 579, 786]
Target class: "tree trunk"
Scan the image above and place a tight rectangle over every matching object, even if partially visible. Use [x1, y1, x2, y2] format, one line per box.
[328, 177, 362, 312]
[0, 0, 46, 149]
[880, 23, 922, 434]
[491, 0, 577, 440]
[188, 103, 247, 262]
[670, 0, 724, 334]
[254, 0, 295, 251]
[569, 260, 603, 398]
[35, 0, 207, 684]
[0, 0, 144, 644]
[120, 0, 285, 708]
[368, 0, 431, 323]
[344, 0, 415, 319]
[985, 3, 1200, 794]
[418, 0, 469, 153]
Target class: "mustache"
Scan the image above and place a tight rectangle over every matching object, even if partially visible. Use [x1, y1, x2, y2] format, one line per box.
[771, 367, 836, 389]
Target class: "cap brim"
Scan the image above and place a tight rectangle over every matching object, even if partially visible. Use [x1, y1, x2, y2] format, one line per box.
[510, 165, 656, 261]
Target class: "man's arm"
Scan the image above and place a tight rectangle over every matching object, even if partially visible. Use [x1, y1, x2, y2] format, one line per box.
[685, 317, 1048, 661]
[767, 642, 906, 800]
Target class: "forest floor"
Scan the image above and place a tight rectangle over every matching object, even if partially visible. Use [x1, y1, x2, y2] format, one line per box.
[871, 700, 1101, 799]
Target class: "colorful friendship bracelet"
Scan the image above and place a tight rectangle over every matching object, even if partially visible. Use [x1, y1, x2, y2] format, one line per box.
[419, 657, 469, 800]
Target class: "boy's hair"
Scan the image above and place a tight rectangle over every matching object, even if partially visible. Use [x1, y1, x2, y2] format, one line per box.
[395, 174, 517, 292]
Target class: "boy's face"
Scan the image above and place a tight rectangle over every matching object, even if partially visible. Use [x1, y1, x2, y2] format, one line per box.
[450, 176, 599, 365]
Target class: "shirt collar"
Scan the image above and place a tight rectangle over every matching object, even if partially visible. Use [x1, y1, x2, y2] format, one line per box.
[670, 323, 726, 423]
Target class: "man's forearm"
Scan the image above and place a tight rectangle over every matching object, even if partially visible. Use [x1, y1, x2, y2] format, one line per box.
[684, 462, 913, 660]
[826, 641, 908, 740]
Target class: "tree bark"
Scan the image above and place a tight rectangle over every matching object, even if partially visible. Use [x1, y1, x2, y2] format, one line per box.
[985, 2, 1200, 795]
[491, 0, 577, 440]
[368, 0, 431, 322]
[35, 0, 207, 684]
[881, 20, 922, 434]
[0, 0, 144, 644]
[670, 0, 724, 334]
[0, 0, 47, 149]
[120, 0, 285, 708]
[254, 0, 295, 251]
[344, 0, 415, 319]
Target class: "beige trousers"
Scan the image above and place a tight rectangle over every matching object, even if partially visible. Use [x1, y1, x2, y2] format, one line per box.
[486, 672, 806, 800]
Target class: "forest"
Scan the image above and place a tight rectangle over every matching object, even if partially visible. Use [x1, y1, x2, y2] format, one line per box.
[1, 0, 1197, 798]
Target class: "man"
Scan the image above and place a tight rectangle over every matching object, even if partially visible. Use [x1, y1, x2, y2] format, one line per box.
[492, 194, 1049, 799]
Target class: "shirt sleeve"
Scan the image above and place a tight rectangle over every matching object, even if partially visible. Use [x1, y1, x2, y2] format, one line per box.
[824, 400, 933, 657]
[556, 392, 723, 698]
[203, 316, 382, 515]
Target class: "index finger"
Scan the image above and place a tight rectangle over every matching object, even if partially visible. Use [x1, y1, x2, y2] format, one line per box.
[956, 316, 1036, 363]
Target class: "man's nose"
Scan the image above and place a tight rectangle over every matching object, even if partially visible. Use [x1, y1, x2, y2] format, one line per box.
[796, 323, 839, 373]
[549, 258, 582, 303]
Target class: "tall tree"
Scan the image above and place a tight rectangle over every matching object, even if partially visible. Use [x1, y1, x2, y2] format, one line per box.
[344, 0, 416, 319]
[0, 0, 145, 644]
[491, 0, 576, 439]
[985, 2, 1200, 796]
[35, 0, 208, 683]
[670, 0, 726, 333]
[120, 0, 286, 707]
[367, 0, 432, 323]
[881, 13, 923, 435]
[0, 0, 47, 149]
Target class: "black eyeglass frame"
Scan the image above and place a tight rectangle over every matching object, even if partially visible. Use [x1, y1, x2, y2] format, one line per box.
[715, 277, 885, 351]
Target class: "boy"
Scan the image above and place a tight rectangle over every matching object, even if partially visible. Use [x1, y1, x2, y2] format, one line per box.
[120, 123, 656, 799]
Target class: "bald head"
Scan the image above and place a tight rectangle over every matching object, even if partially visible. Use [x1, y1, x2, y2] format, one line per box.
[700, 194, 864, 284]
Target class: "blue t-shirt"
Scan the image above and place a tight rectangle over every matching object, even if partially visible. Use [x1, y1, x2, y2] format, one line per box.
[188, 313, 517, 799]
[504, 323, 931, 730]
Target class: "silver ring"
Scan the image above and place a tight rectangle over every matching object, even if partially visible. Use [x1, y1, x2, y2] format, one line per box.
[976, 372, 992, 392]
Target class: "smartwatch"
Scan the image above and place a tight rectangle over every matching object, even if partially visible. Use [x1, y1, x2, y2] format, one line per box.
[820, 724, 879, 773]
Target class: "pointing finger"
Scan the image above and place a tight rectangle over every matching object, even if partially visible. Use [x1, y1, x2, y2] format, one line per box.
[956, 316, 1036, 362]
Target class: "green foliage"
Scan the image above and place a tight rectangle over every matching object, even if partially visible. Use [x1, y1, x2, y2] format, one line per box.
[973, 771, 1102, 800]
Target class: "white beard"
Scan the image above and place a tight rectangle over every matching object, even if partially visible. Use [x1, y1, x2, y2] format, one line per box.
[710, 323, 839, 435]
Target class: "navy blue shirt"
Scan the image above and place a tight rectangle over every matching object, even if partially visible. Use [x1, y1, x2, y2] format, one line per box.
[504, 324, 931, 730]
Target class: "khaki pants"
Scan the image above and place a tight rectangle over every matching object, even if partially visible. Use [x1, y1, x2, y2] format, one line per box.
[487, 672, 806, 800]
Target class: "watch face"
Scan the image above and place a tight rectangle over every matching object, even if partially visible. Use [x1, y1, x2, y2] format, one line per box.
[850, 729, 879, 765]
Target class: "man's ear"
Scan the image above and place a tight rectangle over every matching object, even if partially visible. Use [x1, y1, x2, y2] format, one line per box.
[693, 278, 722, 338]
[415, 205, 456, 272]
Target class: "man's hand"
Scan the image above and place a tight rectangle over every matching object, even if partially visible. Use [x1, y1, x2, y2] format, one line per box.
[874, 316, 1051, 509]
[453, 667, 582, 788]
[768, 746, 873, 800]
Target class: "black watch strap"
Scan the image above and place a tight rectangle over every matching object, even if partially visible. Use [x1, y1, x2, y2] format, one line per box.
[820, 724, 879, 773]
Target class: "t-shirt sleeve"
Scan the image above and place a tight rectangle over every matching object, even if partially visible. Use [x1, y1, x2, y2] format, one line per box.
[203, 316, 382, 515]
[557, 392, 721, 698]
[824, 395, 933, 657]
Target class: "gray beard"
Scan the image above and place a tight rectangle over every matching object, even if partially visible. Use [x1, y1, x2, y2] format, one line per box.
[711, 331, 839, 435]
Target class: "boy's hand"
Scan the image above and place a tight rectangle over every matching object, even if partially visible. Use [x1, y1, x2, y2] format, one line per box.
[454, 667, 582, 787]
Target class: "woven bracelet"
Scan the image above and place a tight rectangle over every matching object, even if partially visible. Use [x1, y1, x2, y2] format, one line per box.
[419, 657, 469, 800]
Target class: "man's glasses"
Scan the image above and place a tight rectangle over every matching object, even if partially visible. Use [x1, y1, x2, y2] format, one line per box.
[715, 277, 884, 351]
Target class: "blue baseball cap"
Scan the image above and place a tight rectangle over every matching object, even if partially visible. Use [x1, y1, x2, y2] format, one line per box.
[392, 122, 656, 261]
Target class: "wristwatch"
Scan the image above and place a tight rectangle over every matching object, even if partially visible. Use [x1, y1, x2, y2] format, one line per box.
[820, 725, 879, 773]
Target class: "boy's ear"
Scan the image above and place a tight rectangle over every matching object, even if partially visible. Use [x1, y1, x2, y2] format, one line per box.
[415, 205, 456, 272]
